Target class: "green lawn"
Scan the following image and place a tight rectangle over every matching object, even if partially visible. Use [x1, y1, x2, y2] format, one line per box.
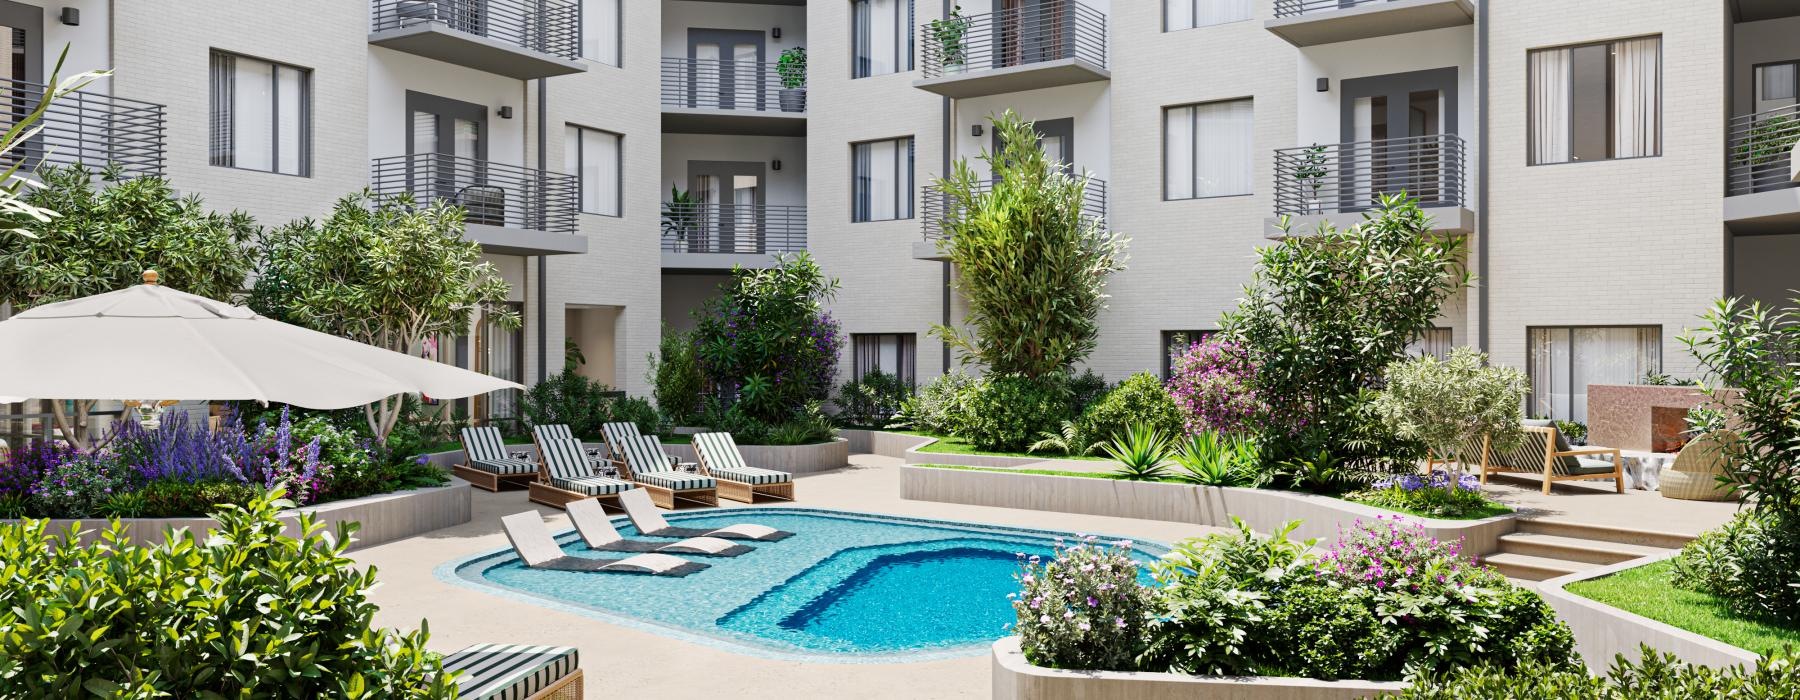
[1566, 560, 1800, 656]
[893, 430, 1110, 461]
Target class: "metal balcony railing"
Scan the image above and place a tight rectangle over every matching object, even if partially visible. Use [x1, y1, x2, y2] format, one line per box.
[920, 175, 1107, 240]
[370, 153, 579, 234]
[1273, 134, 1466, 216]
[1274, 0, 1402, 17]
[371, 0, 581, 60]
[920, 1, 1107, 79]
[660, 58, 804, 113]
[1727, 103, 1800, 197]
[0, 78, 164, 178]
[660, 203, 806, 254]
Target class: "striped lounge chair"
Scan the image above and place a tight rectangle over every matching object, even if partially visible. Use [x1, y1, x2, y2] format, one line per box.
[442, 643, 582, 700]
[601, 422, 646, 462]
[1471, 420, 1624, 495]
[619, 488, 793, 541]
[616, 435, 718, 508]
[527, 437, 636, 510]
[500, 512, 709, 576]
[456, 426, 538, 492]
[531, 424, 610, 470]
[692, 432, 795, 503]
[565, 499, 752, 556]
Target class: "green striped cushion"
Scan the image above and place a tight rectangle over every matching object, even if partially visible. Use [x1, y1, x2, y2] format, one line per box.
[461, 426, 508, 462]
[634, 470, 716, 491]
[444, 643, 578, 700]
[553, 475, 633, 496]
[468, 458, 537, 475]
[709, 465, 790, 485]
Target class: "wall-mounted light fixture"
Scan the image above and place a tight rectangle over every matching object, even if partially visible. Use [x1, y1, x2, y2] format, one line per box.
[59, 7, 79, 26]
[498, 106, 514, 119]
[971, 124, 983, 137]
[772, 27, 782, 39]
[1315, 77, 1330, 92]
[772, 159, 782, 171]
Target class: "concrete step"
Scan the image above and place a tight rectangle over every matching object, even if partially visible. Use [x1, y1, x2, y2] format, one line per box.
[1516, 519, 1696, 550]
[1496, 532, 1672, 566]
[1481, 552, 1598, 581]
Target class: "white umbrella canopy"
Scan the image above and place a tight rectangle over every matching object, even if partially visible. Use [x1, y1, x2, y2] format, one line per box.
[0, 273, 522, 407]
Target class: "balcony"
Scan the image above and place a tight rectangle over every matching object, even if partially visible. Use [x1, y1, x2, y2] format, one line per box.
[1266, 0, 1475, 47]
[1267, 134, 1471, 238]
[1725, 104, 1800, 231]
[371, 153, 586, 256]
[0, 78, 165, 178]
[913, 176, 1107, 261]
[369, 0, 586, 79]
[661, 203, 806, 269]
[660, 58, 806, 137]
[913, 2, 1109, 99]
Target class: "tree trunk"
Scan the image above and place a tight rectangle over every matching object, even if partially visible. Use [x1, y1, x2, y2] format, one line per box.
[48, 399, 94, 451]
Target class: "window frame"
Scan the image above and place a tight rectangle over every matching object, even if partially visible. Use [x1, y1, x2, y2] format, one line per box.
[850, 135, 915, 223]
[1525, 34, 1663, 167]
[1524, 324, 1664, 422]
[1162, 97, 1255, 201]
[208, 50, 313, 178]
[851, 0, 914, 79]
[851, 332, 918, 387]
[581, 0, 623, 68]
[566, 123, 623, 217]
[1163, 0, 1255, 33]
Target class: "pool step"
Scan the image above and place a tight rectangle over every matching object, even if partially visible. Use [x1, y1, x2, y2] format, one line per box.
[1496, 532, 1672, 566]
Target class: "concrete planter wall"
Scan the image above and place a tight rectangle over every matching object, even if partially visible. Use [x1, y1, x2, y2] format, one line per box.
[900, 465, 1517, 555]
[839, 429, 1112, 472]
[992, 637, 1404, 700]
[1539, 553, 1760, 671]
[661, 437, 850, 474]
[1587, 384, 1739, 452]
[16, 481, 471, 552]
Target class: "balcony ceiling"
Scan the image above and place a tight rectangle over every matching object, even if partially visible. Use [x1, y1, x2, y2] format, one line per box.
[912, 58, 1110, 99]
[699, 0, 805, 4]
[1733, 0, 1800, 22]
[1265, 0, 1475, 47]
[369, 23, 587, 80]
[662, 109, 806, 137]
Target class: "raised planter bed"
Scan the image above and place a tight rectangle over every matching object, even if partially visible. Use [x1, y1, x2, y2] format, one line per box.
[12, 481, 471, 551]
[1539, 553, 1761, 671]
[660, 437, 850, 474]
[991, 636, 1404, 700]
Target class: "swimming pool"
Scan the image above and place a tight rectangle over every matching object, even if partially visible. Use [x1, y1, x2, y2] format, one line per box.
[439, 508, 1165, 662]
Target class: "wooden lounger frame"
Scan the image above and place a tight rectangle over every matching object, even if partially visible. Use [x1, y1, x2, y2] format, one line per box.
[692, 433, 796, 504]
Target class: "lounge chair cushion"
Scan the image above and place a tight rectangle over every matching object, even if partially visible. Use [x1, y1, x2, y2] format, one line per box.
[633, 470, 717, 491]
[1571, 457, 1620, 476]
[553, 475, 633, 496]
[1522, 419, 1584, 472]
[708, 465, 791, 485]
[467, 458, 538, 475]
[443, 643, 578, 700]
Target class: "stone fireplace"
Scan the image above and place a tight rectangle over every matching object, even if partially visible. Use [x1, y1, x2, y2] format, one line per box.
[1650, 405, 1692, 454]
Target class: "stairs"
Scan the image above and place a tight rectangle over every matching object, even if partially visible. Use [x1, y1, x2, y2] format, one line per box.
[1481, 520, 1694, 582]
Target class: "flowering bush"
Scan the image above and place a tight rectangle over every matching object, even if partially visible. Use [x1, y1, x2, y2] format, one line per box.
[1165, 337, 1264, 436]
[692, 253, 843, 422]
[29, 453, 135, 518]
[1349, 470, 1508, 519]
[1011, 535, 1157, 671]
[1316, 516, 1482, 592]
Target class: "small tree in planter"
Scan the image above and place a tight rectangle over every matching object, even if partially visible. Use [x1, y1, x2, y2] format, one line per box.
[1370, 346, 1526, 491]
[776, 47, 806, 113]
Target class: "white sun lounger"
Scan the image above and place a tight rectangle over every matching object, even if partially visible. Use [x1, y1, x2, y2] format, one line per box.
[500, 512, 709, 577]
[618, 489, 793, 541]
[565, 499, 752, 557]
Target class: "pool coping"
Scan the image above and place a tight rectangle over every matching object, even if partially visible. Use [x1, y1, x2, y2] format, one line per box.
[432, 505, 1169, 665]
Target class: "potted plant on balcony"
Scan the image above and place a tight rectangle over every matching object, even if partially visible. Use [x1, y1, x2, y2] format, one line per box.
[776, 47, 806, 113]
[661, 184, 700, 250]
[1294, 143, 1328, 214]
[928, 6, 969, 75]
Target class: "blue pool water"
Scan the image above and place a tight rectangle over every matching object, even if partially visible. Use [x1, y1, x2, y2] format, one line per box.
[443, 508, 1164, 661]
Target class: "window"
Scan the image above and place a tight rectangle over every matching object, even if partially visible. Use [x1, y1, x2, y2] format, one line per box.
[1165, 0, 1251, 31]
[583, 0, 621, 66]
[565, 125, 621, 216]
[852, 137, 914, 222]
[1407, 327, 1453, 360]
[209, 51, 311, 176]
[1528, 326, 1661, 423]
[853, 333, 916, 385]
[853, 0, 912, 78]
[1165, 99, 1253, 200]
[1528, 36, 1661, 165]
[1756, 60, 1799, 114]
[1160, 329, 1216, 379]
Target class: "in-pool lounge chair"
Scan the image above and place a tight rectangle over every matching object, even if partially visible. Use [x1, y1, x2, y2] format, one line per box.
[500, 512, 708, 577]
[565, 499, 752, 556]
[455, 426, 538, 492]
[616, 434, 719, 508]
[619, 488, 793, 541]
[692, 432, 795, 503]
[1472, 419, 1625, 495]
[442, 643, 582, 700]
[531, 424, 611, 470]
[527, 437, 636, 510]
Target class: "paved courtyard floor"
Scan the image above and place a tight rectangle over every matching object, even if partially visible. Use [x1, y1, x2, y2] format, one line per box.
[350, 454, 1222, 700]
[1480, 472, 1741, 536]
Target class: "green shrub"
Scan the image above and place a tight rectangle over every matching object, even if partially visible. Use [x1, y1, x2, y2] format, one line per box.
[608, 395, 663, 436]
[692, 253, 843, 422]
[1673, 510, 1800, 623]
[648, 328, 705, 425]
[957, 373, 1072, 451]
[1078, 372, 1184, 450]
[0, 489, 457, 698]
[1144, 519, 1316, 675]
[1012, 536, 1157, 671]
[834, 370, 910, 427]
[520, 371, 614, 438]
[1348, 471, 1509, 519]
[136, 478, 266, 519]
[1067, 369, 1109, 414]
[1261, 584, 1399, 681]
[29, 453, 135, 518]
[1400, 646, 1800, 699]
[696, 398, 834, 446]
[1371, 347, 1527, 482]
[895, 370, 975, 435]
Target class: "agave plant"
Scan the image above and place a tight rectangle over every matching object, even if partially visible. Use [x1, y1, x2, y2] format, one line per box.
[1103, 423, 1171, 481]
[1171, 430, 1264, 487]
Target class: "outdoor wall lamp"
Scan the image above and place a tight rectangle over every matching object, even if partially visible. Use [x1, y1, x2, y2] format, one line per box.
[1316, 77, 1330, 92]
[772, 27, 782, 39]
[498, 106, 514, 119]
[60, 7, 78, 26]
[772, 159, 782, 171]
[971, 124, 983, 137]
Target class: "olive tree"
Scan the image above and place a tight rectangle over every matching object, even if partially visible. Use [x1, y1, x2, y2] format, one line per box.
[250, 191, 516, 443]
[1371, 346, 1526, 490]
[931, 110, 1128, 379]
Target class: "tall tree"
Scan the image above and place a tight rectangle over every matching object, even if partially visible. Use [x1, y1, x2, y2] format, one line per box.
[250, 191, 516, 442]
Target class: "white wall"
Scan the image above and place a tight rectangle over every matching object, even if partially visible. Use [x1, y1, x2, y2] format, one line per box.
[660, 133, 808, 206]
[367, 47, 528, 166]
[18, 0, 112, 91]
[661, 274, 731, 335]
[956, 82, 1111, 180]
[661, 1, 804, 60]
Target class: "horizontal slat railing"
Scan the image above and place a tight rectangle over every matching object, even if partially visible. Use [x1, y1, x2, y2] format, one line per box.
[0, 78, 164, 177]
[371, 0, 581, 59]
[1272, 134, 1466, 215]
[920, 175, 1106, 241]
[370, 153, 578, 235]
[660, 203, 806, 254]
[921, 1, 1106, 79]
[1727, 103, 1800, 197]
[1274, 0, 1397, 18]
[660, 58, 802, 113]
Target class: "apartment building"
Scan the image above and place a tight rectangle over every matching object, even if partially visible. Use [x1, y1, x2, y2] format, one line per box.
[0, 0, 1792, 431]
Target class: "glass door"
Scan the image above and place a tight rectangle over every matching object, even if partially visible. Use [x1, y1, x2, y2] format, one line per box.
[474, 302, 523, 425]
[1341, 69, 1458, 212]
[993, 116, 1075, 174]
[406, 91, 492, 224]
[0, 2, 41, 172]
[689, 160, 766, 254]
[688, 29, 765, 111]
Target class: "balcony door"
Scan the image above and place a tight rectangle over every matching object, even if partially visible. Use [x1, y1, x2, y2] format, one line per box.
[992, 116, 1074, 171]
[687, 29, 765, 111]
[688, 160, 766, 254]
[996, 0, 1070, 69]
[1340, 67, 1457, 211]
[406, 91, 495, 225]
[0, 2, 41, 170]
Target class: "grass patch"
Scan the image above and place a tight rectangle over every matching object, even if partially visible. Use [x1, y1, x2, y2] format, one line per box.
[895, 431, 1109, 461]
[1566, 559, 1800, 656]
[915, 463, 1132, 480]
[1345, 496, 1513, 521]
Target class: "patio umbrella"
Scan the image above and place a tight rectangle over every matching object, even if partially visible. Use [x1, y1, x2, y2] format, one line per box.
[0, 271, 521, 407]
